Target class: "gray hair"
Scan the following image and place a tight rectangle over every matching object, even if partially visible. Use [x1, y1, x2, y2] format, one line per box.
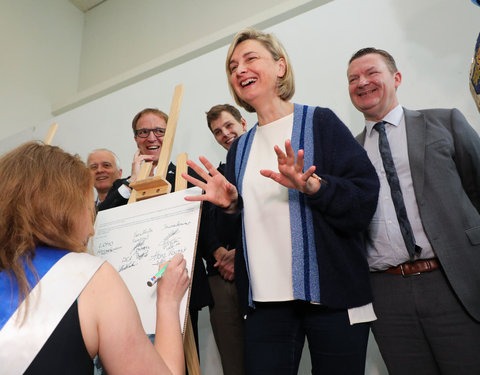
[87, 148, 121, 170]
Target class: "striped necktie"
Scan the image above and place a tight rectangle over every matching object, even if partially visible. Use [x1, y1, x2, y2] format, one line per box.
[374, 121, 421, 260]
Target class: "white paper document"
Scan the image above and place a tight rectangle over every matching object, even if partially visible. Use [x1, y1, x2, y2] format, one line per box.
[89, 187, 202, 334]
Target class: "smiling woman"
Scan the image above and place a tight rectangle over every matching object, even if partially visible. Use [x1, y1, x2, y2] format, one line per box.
[182, 27, 380, 375]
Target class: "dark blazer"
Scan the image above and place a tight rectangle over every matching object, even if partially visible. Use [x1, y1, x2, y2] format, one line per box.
[97, 162, 178, 212]
[198, 162, 242, 276]
[96, 178, 129, 212]
[357, 107, 480, 321]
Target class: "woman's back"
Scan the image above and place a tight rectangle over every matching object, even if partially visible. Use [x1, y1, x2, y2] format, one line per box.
[0, 142, 188, 375]
[25, 300, 93, 374]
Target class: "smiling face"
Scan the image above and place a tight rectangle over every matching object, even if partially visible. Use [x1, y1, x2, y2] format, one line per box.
[228, 39, 286, 111]
[87, 150, 122, 196]
[134, 112, 167, 164]
[347, 53, 402, 122]
[210, 111, 247, 150]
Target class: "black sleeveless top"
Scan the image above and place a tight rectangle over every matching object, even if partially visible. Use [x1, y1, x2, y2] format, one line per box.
[25, 300, 93, 374]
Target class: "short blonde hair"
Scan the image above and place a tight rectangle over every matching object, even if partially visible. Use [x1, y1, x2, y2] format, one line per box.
[225, 27, 295, 113]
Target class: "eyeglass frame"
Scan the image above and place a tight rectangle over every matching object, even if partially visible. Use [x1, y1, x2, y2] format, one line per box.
[134, 127, 167, 138]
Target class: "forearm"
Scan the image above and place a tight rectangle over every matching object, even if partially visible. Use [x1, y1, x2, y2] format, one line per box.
[154, 302, 185, 375]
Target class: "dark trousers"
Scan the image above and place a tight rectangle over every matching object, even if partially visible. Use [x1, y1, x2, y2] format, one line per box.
[244, 300, 370, 375]
[371, 269, 480, 375]
[208, 275, 245, 375]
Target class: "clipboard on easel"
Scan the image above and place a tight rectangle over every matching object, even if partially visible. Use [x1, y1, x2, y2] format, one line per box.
[104, 84, 202, 375]
[42, 93, 202, 375]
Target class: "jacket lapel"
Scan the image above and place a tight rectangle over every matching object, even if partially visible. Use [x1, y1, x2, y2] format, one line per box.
[356, 128, 367, 145]
[404, 108, 426, 200]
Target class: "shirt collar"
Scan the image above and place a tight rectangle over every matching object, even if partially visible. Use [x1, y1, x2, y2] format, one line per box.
[365, 104, 404, 136]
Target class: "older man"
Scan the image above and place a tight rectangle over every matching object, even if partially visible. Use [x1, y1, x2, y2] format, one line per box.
[95, 108, 211, 364]
[87, 149, 123, 207]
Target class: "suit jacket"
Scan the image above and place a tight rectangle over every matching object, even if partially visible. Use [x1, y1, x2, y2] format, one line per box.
[198, 162, 242, 276]
[97, 162, 178, 212]
[357, 107, 480, 321]
[96, 178, 129, 212]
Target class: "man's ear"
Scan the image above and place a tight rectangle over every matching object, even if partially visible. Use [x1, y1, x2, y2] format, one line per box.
[241, 118, 247, 132]
[394, 71, 402, 89]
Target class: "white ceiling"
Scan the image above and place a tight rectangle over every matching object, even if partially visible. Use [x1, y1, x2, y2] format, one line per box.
[69, 0, 106, 12]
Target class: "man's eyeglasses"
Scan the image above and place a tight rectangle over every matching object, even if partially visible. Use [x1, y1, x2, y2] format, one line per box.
[135, 128, 166, 138]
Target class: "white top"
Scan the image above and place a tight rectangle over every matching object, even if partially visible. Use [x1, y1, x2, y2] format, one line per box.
[243, 113, 294, 302]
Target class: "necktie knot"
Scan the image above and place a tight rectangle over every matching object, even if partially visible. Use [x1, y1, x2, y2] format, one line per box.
[373, 121, 386, 133]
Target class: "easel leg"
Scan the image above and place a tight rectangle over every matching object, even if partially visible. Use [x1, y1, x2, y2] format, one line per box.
[184, 314, 202, 375]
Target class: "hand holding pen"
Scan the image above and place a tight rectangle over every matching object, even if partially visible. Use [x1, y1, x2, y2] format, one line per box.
[154, 254, 189, 309]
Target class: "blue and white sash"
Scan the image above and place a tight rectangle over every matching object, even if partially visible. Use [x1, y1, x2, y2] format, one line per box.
[0, 247, 104, 374]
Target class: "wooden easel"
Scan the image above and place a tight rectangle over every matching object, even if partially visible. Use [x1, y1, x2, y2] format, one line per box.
[43, 123, 59, 145]
[128, 84, 202, 375]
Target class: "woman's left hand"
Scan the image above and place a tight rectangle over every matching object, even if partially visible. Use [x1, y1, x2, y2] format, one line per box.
[260, 139, 322, 195]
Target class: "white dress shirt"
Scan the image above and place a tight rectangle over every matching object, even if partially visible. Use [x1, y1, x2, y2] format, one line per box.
[363, 105, 435, 271]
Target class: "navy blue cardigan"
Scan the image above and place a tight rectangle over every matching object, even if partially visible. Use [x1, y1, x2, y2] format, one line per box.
[224, 106, 380, 315]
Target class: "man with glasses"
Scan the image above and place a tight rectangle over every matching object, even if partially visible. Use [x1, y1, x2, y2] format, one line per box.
[94, 108, 212, 374]
[97, 108, 177, 211]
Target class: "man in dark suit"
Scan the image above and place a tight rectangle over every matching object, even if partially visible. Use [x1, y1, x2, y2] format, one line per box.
[95, 108, 212, 370]
[97, 108, 172, 211]
[201, 104, 247, 375]
[347, 47, 480, 374]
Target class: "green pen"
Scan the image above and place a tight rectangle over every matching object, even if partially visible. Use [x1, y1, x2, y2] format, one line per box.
[147, 262, 169, 287]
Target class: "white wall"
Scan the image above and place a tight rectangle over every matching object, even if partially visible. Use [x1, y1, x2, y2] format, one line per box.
[53, 0, 332, 116]
[0, 0, 83, 140]
[77, 0, 308, 91]
[1, 0, 479, 373]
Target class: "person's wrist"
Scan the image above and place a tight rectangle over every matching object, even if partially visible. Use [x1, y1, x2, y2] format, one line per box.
[305, 173, 325, 195]
[156, 298, 181, 312]
[224, 197, 238, 213]
[310, 173, 327, 185]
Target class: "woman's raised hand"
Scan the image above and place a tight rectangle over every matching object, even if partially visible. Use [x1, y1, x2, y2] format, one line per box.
[260, 139, 321, 195]
[182, 156, 239, 212]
